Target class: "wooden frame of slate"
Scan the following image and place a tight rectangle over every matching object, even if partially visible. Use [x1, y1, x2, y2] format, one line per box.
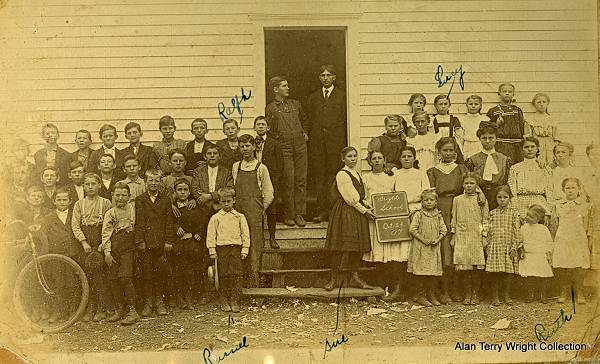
[371, 192, 412, 242]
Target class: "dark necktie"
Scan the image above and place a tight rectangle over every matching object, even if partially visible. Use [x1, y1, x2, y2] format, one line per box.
[324, 89, 329, 100]
[256, 136, 264, 152]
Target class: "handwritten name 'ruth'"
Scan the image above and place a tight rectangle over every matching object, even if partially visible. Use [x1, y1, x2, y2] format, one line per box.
[217, 88, 252, 124]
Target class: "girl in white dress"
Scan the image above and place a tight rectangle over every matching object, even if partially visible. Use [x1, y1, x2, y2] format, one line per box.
[526, 93, 557, 167]
[407, 111, 438, 172]
[547, 142, 587, 211]
[362, 151, 401, 296]
[519, 204, 554, 303]
[551, 177, 591, 304]
[461, 95, 490, 159]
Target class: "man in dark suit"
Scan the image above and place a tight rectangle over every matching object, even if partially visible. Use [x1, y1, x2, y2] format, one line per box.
[120, 122, 159, 177]
[254, 116, 283, 249]
[185, 118, 216, 175]
[305, 64, 347, 222]
[191, 145, 234, 222]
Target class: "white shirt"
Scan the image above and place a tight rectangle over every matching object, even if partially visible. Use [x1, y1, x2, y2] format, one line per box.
[74, 185, 84, 200]
[56, 209, 68, 225]
[207, 165, 218, 193]
[255, 134, 267, 162]
[101, 178, 111, 190]
[194, 140, 205, 154]
[149, 193, 158, 203]
[323, 85, 334, 99]
[103, 146, 116, 159]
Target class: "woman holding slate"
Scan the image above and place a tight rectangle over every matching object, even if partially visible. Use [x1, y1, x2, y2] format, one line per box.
[325, 146, 376, 291]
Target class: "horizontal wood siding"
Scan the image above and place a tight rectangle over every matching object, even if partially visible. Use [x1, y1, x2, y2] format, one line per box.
[357, 0, 599, 167]
[0, 0, 598, 170]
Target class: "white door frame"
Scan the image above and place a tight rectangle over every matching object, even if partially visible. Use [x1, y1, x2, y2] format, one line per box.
[249, 13, 361, 151]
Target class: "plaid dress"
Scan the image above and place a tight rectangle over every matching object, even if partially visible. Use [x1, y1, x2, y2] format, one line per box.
[485, 206, 521, 273]
[508, 158, 550, 218]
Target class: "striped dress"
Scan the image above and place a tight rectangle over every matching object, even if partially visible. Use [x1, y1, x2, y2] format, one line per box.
[485, 206, 521, 273]
[508, 158, 550, 218]
[451, 193, 489, 270]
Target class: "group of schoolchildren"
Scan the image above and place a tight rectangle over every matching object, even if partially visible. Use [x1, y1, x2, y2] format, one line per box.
[3, 82, 599, 328]
[2, 115, 284, 326]
[325, 83, 600, 308]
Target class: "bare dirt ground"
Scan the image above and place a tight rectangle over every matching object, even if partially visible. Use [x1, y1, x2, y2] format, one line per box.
[12, 294, 598, 357]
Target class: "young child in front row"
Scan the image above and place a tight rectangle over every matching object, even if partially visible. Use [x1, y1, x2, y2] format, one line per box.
[519, 204, 554, 303]
[206, 187, 250, 313]
[101, 181, 139, 325]
[408, 189, 448, 306]
[450, 172, 489, 305]
[485, 185, 522, 306]
[551, 177, 591, 304]
[172, 179, 205, 309]
[135, 169, 177, 316]
[71, 173, 113, 322]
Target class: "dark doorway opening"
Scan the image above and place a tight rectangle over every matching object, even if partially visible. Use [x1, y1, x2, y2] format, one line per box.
[264, 28, 347, 218]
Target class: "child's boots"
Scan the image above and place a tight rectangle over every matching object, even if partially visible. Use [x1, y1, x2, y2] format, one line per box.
[218, 294, 231, 312]
[502, 275, 512, 305]
[427, 280, 441, 306]
[491, 282, 501, 306]
[120, 306, 140, 326]
[439, 276, 452, 305]
[108, 303, 125, 322]
[462, 280, 472, 305]
[558, 285, 570, 303]
[141, 298, 153, 317]
[155, 296, 168, 315]
[383, 283, 401, 302]
[82, 301, 96, 322]
[415, 280, 432, 307]
[92, 303, 107, 322]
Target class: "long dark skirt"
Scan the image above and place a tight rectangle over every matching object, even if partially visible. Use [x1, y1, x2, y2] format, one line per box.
[325, 199, 370, 253]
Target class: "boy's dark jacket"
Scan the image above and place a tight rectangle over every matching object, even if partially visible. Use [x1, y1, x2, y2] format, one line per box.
[134, 191, 176, 249]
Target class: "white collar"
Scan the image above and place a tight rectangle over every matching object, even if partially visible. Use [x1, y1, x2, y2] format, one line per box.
[104, 146, 115, 151]
[323, 85, 334, 93]
[482, 149, 496, 156]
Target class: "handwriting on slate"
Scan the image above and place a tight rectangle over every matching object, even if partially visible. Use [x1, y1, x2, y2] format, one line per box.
[534, 287, 575, 342]
[218, 87, 252, 124]
[203, 336, 249, 364]
[435, 64, 466, 97]
[324, 280, 350, 359]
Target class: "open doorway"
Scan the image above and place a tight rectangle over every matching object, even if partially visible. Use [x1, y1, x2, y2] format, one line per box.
[264, 27, 347, 217]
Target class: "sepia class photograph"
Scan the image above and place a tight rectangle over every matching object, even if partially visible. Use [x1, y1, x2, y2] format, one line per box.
[0, 0, 599, 363]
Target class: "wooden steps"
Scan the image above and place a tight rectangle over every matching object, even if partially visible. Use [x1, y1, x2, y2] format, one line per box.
[260, 221, 378, 289]
[242, 287, 384, 299]
[260, 267, 376, 275]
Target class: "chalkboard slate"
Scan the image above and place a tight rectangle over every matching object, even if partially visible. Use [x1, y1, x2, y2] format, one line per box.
[371, 192, 409, 218]
[375, 216, 412, 243]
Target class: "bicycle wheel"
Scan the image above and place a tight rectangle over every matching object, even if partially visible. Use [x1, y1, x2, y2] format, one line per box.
[13, 254, 89, 333]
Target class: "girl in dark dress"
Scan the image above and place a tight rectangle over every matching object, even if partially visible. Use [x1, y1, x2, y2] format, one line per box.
[325, 147, 376, 291]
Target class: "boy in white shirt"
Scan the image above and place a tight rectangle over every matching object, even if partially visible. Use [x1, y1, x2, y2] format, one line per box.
[206, 187, 250, 313]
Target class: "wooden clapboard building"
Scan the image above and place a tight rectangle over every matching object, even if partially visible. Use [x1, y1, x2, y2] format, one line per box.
[1, 0, 598, 292]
